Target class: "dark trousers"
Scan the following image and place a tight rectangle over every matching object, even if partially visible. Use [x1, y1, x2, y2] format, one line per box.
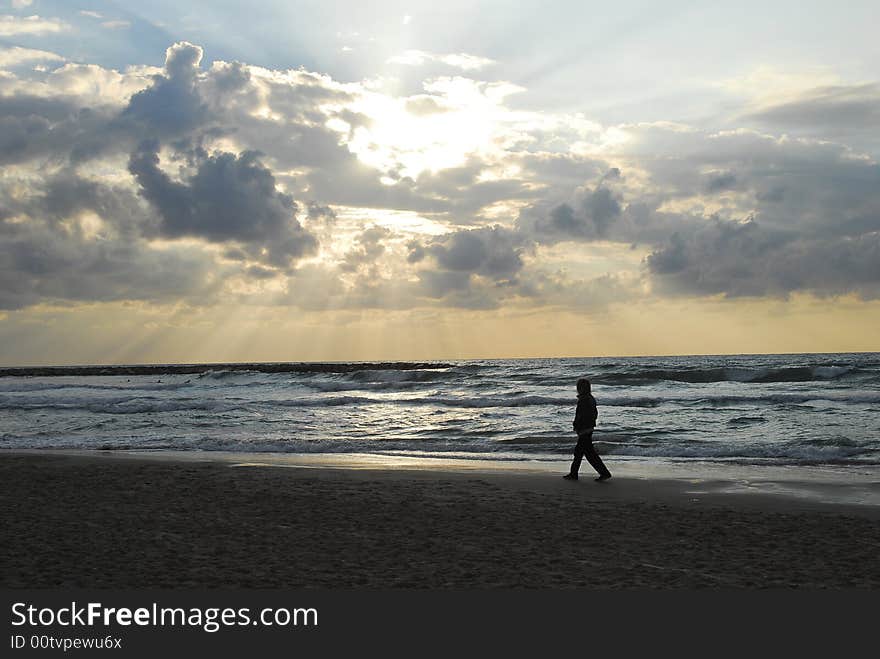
[570, 431, 611, 478]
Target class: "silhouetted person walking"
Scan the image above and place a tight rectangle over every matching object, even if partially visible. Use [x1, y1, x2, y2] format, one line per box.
[564, 378, 612, 481]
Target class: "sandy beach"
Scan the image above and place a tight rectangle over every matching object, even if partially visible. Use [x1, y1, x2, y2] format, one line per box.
[2, 450, 879, 589]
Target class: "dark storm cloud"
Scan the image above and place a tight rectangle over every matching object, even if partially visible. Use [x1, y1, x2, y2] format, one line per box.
[0, 43, 266, 169]
[128, 139, 317, 268]
[524, 182, 623, 242]
[0, 40, 489, 230]
[646, 218, 880, 298]
[585, 187, 621, 234]
[428, 226, 525, 278]
[0, 43, 215, 168]
[0, 41, 356, 310]
[404, 226, 531, 305]
[123, 42, 208, 136]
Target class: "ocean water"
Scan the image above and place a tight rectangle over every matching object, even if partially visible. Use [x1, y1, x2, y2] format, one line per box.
[1, 353, 879, 467]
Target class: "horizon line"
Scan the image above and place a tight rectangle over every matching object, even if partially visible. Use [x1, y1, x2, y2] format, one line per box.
[1, 349, 878, 371]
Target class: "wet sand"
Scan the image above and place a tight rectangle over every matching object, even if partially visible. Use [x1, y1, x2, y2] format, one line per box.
[2, 451, 879, 588]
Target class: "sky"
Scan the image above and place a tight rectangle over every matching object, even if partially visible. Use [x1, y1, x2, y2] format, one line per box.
[1, 0, 879, 364]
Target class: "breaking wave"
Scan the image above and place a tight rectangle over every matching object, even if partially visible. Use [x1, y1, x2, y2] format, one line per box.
[1, 352, 878, 467]
[592, 364, 861, 385]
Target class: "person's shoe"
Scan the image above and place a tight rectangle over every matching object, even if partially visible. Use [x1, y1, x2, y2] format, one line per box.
[562, 473, 578, 480]
[594, 474, 612, 482]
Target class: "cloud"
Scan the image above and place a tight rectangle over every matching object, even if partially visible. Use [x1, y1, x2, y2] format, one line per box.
[404, 226, 531, 306]
[0, 46, 63, 67]
[427, 226, 525, 278]
[0, 15, 69, 36]
[647, 219, 880, 299]
[744, 83, 880, 146]
[128, 139, 318, 268]
[522, 181, 623, 242]
[387, 50, 495, 71]
[101, 20, 131, 30]
[0, 229, 222, 311]
[0, 49, 189, 164]
[340, 225, 391, 272]
[123, 42, 208, 136]
[437, 53, 496, 71]
[403, 225, 643, 311]
[704, 171, 738, 193]
[510, 119, 880, 301]
[2, 39, 879, 315]
[404, 95, 450, 116]
[0, 171, 223, 310]
[515, 268, 642, 311]
[0, 93, 118, 165]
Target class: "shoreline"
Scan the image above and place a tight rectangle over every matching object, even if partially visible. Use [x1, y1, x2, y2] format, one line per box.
[6, 448, 880, 515]
[3, 449, 880, 588]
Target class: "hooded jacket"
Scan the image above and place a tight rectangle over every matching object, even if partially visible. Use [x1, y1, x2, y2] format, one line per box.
[573, 394, 598, 435]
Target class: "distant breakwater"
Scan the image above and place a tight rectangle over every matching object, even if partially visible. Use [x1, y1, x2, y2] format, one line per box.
[0, 362, 455, 378]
